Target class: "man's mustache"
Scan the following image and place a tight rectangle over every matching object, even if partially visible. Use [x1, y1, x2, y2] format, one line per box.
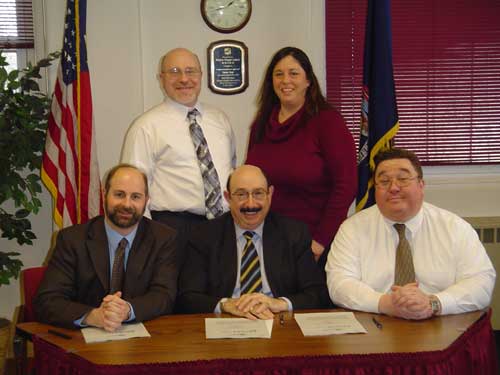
[115, 205, 135, 214]
[240, 207, 261, 213]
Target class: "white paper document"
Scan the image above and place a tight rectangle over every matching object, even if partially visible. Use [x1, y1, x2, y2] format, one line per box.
[294, 312, 367, 336]
[81, 322, 151, 343]
[205, 318, 274, 339]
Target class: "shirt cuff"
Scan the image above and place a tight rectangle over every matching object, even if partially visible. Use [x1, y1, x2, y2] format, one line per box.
[125, 302, 136, 322]
[280, 297, 293, 311]
[214, 298, 228, 313]
[368, 292, 384, 314]
[433, 291, 454, 315]
[73, 314, 88, 328]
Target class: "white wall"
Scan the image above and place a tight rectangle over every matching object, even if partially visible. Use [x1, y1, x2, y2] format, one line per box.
[1, 0, 499, 319]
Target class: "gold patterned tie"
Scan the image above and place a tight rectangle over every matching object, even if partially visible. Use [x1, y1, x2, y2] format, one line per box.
[240, 231, 262, 294]
[394, 224, 416, 286]
[110, 238, 128, 293]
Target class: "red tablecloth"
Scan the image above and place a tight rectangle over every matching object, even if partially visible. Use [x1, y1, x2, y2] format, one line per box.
[33, 311, 498, 375]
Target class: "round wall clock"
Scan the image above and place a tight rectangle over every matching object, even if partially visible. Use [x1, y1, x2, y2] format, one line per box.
[201, 0, 252, 33]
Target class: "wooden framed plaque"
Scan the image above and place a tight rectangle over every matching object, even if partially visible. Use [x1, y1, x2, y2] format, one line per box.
[207, 40, 248, 95]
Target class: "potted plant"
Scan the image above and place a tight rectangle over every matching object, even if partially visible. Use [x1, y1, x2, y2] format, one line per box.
[0, 50, 60, 335]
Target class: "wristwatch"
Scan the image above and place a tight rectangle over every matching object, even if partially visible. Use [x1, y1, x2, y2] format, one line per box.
[429, 296, 441, 316]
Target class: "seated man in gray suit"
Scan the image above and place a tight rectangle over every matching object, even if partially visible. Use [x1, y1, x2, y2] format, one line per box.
[35, 164, 177, 331]
[178, 164, 327, 319]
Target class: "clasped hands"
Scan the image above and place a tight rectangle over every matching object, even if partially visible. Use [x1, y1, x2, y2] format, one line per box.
[379, 282, 433, 320]
[84, 291, 131, 332]
[221, 293, 288, 320]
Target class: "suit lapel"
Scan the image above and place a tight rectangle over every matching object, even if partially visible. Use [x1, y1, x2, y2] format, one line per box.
[123, 219, 150, 293]
[220, 214, 239, 296]
[87, 217, 111, 292]
[262, 214, 282, 296]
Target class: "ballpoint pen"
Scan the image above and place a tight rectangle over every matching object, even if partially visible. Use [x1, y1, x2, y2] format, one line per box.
[372, 317, 383, 330]
[279, 313, 285, 326]
[48, 329, 72, 340]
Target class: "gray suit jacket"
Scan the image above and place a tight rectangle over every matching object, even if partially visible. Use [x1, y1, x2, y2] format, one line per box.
[34, 216, 177, 329]
[177, 212, 328, 313]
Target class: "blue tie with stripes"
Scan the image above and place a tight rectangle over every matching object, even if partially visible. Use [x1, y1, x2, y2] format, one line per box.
[240, 231, 262, 294]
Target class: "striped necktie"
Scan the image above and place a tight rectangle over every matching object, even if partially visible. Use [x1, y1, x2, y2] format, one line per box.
[240, 231, 262, 294]
[187, 109, 224, 219]
[394, 223, 416, 286]
[110, 238, 128, 293]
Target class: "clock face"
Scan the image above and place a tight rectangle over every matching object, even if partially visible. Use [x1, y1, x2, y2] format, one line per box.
[201, 0, 252, 33]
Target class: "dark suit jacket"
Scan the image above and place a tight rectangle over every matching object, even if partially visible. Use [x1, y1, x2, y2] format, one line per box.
[34, 216, 177, 329]
[177, 212, 327, 313]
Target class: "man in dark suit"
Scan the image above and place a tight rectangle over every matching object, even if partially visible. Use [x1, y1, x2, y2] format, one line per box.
[178, 165, 327, 319]
[35, 164, 177, 330]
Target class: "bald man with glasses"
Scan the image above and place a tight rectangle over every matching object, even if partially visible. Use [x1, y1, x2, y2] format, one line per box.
[121, 48, 236, 269]
[178, 165, 327, 319]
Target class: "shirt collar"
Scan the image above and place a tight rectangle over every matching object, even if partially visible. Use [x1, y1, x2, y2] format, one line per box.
[234, 221, 264, 241]
[164, 97, 204, 118]
[104, 220, 139, 250]
[382, 206, 424, 236]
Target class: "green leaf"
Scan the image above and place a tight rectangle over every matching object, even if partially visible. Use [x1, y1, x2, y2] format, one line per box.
[15, 209, 30, 218]
[22, 79, 40, 92]
[25, 231, 36, 240]
[0, 49, 58, 284]
[33, 197, 42, 206]
[0, 251, 23, 286]
[7, 80, 20, 90]
[7, 69, 19, 82]
[0, 68, 7, 88]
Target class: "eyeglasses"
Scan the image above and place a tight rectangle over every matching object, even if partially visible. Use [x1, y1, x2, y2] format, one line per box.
[163, 67, 201, 78]
[375, 176, 419, 189]
[231, 189, 268, 202]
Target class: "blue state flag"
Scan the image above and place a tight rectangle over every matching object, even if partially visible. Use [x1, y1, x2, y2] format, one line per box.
[356, 0, 399, 211]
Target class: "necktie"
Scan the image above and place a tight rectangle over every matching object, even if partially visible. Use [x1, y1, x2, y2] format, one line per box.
[240, 231, 262, 295]
[187, 109, 224, 219]
[394, 223, 416, 286]
[110, 238, 128, 293]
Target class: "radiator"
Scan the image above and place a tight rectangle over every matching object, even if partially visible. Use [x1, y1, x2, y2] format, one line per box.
[463, 217, 500, 329]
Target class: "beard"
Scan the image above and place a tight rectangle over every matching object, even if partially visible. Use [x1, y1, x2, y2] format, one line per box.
[105, 203, 144, 229]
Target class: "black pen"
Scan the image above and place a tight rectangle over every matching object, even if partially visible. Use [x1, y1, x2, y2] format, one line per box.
[372, 317, 383, 330]
[279, 313, 284, 326]
[48, 329, 72, 340]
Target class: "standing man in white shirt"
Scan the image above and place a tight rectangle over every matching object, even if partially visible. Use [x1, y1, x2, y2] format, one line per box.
[121, 48, 236, 268]
[326, 148, 495, 319]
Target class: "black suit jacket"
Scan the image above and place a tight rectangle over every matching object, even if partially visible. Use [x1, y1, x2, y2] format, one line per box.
[34, 216, 177, 329]
[177, 212, 327, 313]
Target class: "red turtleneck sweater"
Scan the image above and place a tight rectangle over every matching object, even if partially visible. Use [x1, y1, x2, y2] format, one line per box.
[246, 107, 357, 249]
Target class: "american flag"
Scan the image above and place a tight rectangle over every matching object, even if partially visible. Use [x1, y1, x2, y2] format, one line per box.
[41, 0, 102, 228]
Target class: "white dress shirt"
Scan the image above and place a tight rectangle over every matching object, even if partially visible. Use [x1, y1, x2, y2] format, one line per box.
[121, 98, 236, 216]
[325, 202, 495, 315]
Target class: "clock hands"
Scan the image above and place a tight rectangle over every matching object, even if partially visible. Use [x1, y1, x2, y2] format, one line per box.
[210, 0, 237, 13]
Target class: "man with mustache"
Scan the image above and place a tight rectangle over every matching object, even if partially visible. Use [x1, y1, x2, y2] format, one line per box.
[326, 148, 495, 319]
[177, 165, 327, 318]
[121, 47, 236, 269]
[35, 164, 177, 330]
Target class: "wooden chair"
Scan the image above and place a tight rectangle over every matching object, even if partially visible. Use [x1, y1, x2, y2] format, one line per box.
[13, 266, 47, 375]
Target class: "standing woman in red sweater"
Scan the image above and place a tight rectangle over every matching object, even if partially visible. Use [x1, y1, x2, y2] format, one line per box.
[246, 46, 357, 266]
